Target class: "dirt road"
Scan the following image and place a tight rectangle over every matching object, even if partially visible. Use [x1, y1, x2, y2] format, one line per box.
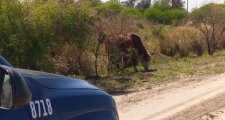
[113, 73, 225, 120]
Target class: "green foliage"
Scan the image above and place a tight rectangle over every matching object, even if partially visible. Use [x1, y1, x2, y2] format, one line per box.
[144, 0, 187, 24]
[153, 0, 170, 11]
[76, 0, 102, 8]
[0, 0, 95, 73]
[170, 0, 185, 9]
[0, 0, 57, 71]
[123, 0, 137, 7]
[144, 6, 187, 24]
[167, 9, 187, 21]
[99, 1, 124, 16]
[153, 0, 185, 9]
[91, 50, 225, 92]
[127, 47, 139, 67]
[136, 0, 152, 11]
[191, 4, 225, 55]
[121, 7, 144, 19]
[191, 4, 225, 24]
[192, 4, 225, 25]
[151, 25, 166, 39]
[60, 4, 93, 49]
[2, 0, 225, 92]
[144, 7, 164, 23]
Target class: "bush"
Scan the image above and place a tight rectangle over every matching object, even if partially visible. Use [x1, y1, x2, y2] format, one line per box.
[99, 1, 124, 16]
[160, 27, 204, 57]
[144, 7, 187, 24]
[191, 4, 225, 55]
[0, 0, 58, 71]
[0, 0, 95, 74]
[167, 9, 187, 23]
[219, 32, 225, 49]
[151, 25, 166, 40]
[144, 7, 165, 23]
[121, 7, 144, 19]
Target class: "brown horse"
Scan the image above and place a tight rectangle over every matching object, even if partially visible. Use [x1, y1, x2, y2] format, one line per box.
[106, 33, 151, 72]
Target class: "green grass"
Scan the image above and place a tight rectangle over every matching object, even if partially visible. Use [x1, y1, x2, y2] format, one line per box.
[88, 50, 225, 93]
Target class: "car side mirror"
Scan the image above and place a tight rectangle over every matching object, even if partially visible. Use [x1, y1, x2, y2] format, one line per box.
[0, 65, 32, 110]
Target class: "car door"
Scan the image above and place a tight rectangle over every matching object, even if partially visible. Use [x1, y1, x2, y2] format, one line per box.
[0, 107, 31, 120]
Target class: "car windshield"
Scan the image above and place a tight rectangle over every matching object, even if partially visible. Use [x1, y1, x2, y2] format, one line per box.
[0, 56, 13, 67]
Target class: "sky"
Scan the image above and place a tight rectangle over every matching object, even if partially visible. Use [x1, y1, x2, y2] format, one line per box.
[101, 0, 225, 11]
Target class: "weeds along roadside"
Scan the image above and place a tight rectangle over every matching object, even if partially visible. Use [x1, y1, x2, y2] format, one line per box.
[1, 1, 225, 92]
[90, 50, 225, 93]
[89, 24, 225, 93]
[91, 24, 225, 93]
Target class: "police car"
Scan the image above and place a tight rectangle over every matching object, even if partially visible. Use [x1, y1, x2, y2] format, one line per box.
[0, 55, 119, 120]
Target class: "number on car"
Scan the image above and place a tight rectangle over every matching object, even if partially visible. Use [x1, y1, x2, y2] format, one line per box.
[29, 99, 53, 119]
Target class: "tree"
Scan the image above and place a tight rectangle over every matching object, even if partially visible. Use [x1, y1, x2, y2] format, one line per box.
[110, 0, 120, 2]
[57, 0, 74, 4]
[122, 0, 137, 7]
[75, 0, 102, 7]
[99, 1, 124, 16]
[152, 0, 170, 11]
[136, 0, 152, 11]
[153, 0, 185, 9]
[170, 0, 185, 9]
[121, 7, 144, 19]
[144, 1, 187, 24]
[192, 4, 225, 55]
[91, 21, 106, 77]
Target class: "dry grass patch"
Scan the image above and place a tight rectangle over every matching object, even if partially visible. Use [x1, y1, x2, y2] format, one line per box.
[161, 26, 205, 57]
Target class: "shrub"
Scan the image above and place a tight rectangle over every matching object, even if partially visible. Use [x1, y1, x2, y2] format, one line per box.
[151, 25, 166, 39]
[160, 27, 204, 57]
[144, 7, 165, 23]
[99, 1, 124, 16]
[121, 7, 144, 20]
[0, 0, 58, 71]
[144, 7, 187, 24]
[191, 4, 225, 55]
[167, 9, 187, 23]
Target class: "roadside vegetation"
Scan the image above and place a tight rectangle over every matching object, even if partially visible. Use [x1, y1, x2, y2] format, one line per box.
[92, 50, 225, 92]
[1, 0, 225, 92]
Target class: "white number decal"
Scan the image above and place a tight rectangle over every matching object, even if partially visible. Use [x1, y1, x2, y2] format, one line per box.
[40, 100, 48, 116]
[35, 101, 41, 117]
[29, 99, 53, 119]
[46, 99, 53, 115]
[30, 102, 37, 119]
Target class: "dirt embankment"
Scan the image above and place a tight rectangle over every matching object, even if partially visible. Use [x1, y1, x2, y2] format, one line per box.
[113, 73, 225, 120]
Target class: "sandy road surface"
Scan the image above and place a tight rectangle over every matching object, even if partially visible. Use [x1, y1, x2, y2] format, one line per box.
[113, 73, 225, 120]
[199, 107, 225, 120]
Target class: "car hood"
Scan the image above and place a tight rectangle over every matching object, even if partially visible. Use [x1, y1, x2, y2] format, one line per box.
[15, 68, 100, 90]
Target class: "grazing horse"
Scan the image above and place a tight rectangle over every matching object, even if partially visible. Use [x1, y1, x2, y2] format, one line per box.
[106, 33, 151, 72]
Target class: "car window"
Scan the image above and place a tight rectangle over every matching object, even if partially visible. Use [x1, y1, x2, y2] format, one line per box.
[0, 56, 13, 67]
[1, 74, 13, 108]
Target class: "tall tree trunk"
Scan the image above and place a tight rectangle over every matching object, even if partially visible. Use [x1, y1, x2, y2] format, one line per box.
[77, 51, 86, 75]
[207, 42, 214, 55]
[94, 40, 101, 77]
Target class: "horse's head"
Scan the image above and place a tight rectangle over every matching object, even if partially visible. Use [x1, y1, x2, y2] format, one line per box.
[139, 53, 151, 71]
